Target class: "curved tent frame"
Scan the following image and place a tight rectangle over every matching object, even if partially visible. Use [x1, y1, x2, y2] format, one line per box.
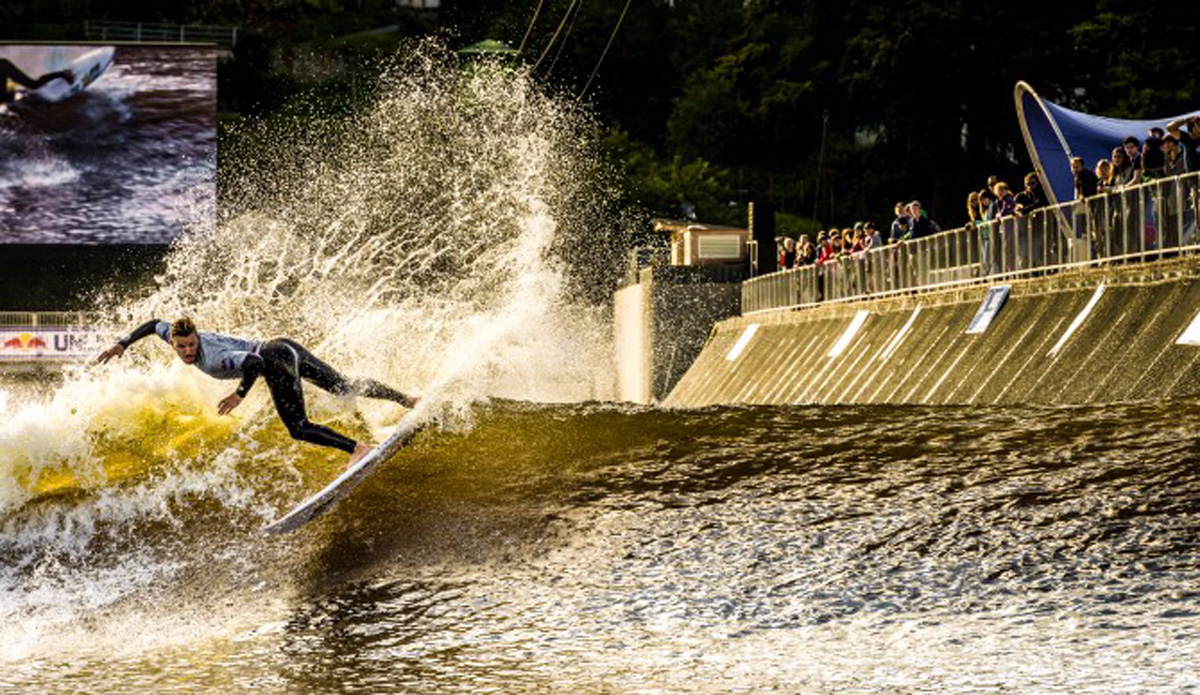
[1014, 81, 1195, 210]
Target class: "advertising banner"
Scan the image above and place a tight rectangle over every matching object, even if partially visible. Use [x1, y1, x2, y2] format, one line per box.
[0, 327, 108, 361]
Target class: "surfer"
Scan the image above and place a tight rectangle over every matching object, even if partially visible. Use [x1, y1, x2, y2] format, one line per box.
[96, 318, 419, 466]
[1, 59, 72, 103]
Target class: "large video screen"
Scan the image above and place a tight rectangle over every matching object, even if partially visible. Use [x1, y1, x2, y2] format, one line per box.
[0, 44, 216, 244]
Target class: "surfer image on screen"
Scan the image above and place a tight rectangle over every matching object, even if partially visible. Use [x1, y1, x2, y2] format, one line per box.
[1, 58, 72, 103]
[96, 318, 419, 467]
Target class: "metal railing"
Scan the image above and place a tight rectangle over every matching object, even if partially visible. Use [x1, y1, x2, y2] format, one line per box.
[84, 20, 239, 48]
[0, 311, 101, 328]
[744, 171, 1200, 313]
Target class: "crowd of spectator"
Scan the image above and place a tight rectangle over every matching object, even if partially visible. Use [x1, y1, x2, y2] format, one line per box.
[775, 204, 937, 270]
[775, 114, 1200, 273]
[1076, 117, 1199, 199]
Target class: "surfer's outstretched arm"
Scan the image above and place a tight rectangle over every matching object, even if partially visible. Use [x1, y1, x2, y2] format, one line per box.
[96, 319, 164, 363]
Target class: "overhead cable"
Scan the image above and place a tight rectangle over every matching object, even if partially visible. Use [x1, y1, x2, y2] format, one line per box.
[577, 0, 631, 101]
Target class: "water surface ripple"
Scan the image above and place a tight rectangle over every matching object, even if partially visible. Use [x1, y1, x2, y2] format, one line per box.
[4, 401, 1200, 693]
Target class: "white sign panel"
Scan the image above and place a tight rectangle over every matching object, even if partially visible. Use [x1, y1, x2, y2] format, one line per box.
[0, 328, 108, 361]
[965, 285, 1011, 334]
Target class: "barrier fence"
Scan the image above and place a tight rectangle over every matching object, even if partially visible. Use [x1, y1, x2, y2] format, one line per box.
[83, 20, 239, 48]
[744, 171, 1200, 313]
[0, 312, 108, 364]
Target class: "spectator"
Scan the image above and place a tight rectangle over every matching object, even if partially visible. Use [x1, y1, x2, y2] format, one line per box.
[978, 188, 996, 221]
[779, 237, 797, 269]
[1166, 116, 1196, 153]
[831, 232, 846, 260]
[1163, 135, 1190, 176]
[1124, 136, 1143, 172]
[966, 191, 981, 228]
[1143, 133, 1166, 180]
[864, 221, 882, 248]
[908, 201, 941, 239]
[1071, 156, 1101, 242]
[1014, 173, 1047, 216]
[1096, 159, 1114, 193]
[1111, 147, 1141, 188]
[991, 182, 1017, 218]
[1185, 116, 1200, 162]
[976, 188, 997, 275]
[848, 227, 865, 254]
[817, 232, 837, 264]
[798, 234, 817, 266]
[840, 228, 855, 257]
[890, 202, 911, 243]
[1072, 157, 1099, 199]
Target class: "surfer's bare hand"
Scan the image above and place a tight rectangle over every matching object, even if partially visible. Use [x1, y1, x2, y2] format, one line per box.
[95, 343, 125, 364]
[218, 393, 243, 415]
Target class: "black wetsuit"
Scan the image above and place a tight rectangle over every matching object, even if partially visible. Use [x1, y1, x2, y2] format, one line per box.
[244, 339, 412, 453]
[119, 320, 414, 453]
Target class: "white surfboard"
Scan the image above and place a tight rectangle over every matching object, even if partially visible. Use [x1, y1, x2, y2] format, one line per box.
[262, 410, 426, 535]
[21, 46, 115, 104]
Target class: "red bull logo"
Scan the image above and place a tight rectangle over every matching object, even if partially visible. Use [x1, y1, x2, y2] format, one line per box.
[2, 333, 48, 350]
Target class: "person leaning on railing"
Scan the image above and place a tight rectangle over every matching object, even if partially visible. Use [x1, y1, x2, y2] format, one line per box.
[1072, 157, 1100, 199]
[1014, 173, 1047, 215]
[1143, 128, 1166, 181]
[964, 191, 982, 230]
[1163, 136, 1191, 177]
[817, 232, 837, 264]
[1096, 159, 1115, 193]
[1111, 147, 1140, 188]
[1071, 156, 1100, 243]
[890, 202, 911, 244]
[865, 221, 882, 248]
[1165, 116, 1199, 245]
[1166, 115, 1200, 167]
[798, 234, 817, 266]
[779, 236, 798, 269]
[1013, 173, 1048, 270]
[1123, 136, 1144, 173]
[990, 183, 1017, 218]
[840, 228, 856, 257]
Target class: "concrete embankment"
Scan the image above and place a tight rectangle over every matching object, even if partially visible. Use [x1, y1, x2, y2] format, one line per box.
[664, 258, 1200, 407]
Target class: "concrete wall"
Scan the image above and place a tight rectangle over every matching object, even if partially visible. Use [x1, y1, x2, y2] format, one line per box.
[665, 258, 1200, 407]
[614, 281, 651, 403]
[614, 266, 742, 404]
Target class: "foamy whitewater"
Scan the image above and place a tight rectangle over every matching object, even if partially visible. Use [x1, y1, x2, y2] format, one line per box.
[1, 43, 618, 664]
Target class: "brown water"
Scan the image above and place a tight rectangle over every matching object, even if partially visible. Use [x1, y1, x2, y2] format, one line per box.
[3, 41, 1197, 693]
[3, 400, 1198, 693]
